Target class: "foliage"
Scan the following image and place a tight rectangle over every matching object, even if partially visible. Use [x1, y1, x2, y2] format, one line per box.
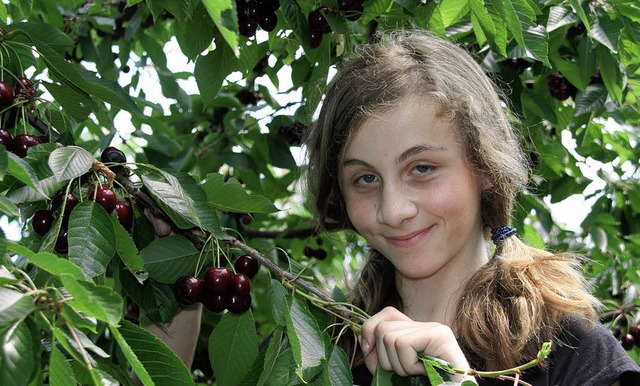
[0, 0, 639, 385]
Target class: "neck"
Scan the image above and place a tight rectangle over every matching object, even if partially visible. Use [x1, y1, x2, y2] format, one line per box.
[397, 237, 490, 326]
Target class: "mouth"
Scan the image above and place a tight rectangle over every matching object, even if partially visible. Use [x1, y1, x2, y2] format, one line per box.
[385, 226, 433, 248]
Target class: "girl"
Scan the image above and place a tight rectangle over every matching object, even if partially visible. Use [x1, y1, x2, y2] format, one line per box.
[304, 31, 640, 385]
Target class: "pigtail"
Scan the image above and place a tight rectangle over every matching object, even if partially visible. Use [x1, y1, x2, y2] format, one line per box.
[454, 235, 601, 370]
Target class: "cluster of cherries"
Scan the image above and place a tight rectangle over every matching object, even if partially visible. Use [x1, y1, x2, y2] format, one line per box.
[31, 147, 133, 253]
[308, 1, 365, 48]
[547, 73, 578, 101]
[621, 325, 640, 351]
[0, 77, 43, 158]
[236, 0, 280, 37]
[174, 254, 260, 314]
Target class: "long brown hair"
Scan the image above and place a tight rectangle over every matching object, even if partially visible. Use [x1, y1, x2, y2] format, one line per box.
[304, 31, 600, 370]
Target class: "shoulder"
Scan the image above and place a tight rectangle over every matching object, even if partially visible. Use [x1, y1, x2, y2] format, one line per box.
[547, 318, 640, 386]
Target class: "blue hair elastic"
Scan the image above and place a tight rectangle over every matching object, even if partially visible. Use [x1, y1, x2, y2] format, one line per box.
[491, 226, 517, 245]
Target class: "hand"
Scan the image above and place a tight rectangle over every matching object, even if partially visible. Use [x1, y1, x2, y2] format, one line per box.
[360, 307, 474, 381]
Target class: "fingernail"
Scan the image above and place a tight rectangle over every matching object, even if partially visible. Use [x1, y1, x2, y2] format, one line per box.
[360, 337, 370, 356]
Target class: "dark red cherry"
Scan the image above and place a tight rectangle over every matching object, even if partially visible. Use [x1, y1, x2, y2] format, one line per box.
[204, 267, 234, 294]
[259, 13, 277, 32]
[12, 134, 41, 157]
[630, 325, 640, 341]
[88, 184, 117, 213]
[174, 276, 204, 306]
[51, 191, 79, 215]
[308, 7, 331, 33]
[14, 78, 36, 99]
[309, 30, 323, 48]
[202, 293, 227, 313]
[227, 293, 251, 314]
[621, 334, 635, 350]
[55, 228, 69, 254]
[246, 1, 264, 23]
[100, 146, 126, 172]
[232, 273, 251, 296]
[234, 254, 259, 279]
[239, 21, 258, 37]
[0, 81, 14, 105]
[32, 209, 54, 236]
[115, 200, 133, 229]
[0, 128, 13, 151]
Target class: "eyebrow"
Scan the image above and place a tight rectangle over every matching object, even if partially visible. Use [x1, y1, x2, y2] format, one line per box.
[342, 144, 445, 168]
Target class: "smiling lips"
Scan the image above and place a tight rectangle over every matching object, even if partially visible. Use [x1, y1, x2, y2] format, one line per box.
[386, 226, 433, 248]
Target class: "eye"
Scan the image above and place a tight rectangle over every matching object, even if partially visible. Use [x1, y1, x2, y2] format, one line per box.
[354, 174, 378, 186]
[411, 164, 434, 176]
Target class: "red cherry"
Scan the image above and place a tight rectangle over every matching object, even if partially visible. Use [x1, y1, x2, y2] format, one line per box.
[0, 128, 13, 151]
[234, 255, 259, 279]
[239, 21, 258, 37]
[202, 293, 227, 313]
[174, 276, 204, 306]
[55, 228, 69, 254]
[115, 200, 133, 229]
[308, 8, 331, 33]
[227, 293, 251, 314]
[0, 81, 14, 105]
[12, 134, 41, 158]
[621, 334, 635, 350]
[240, 213, 252, 225]
[88, 184, 117, 213]
[630, 325, 640, 341]
[204, 267, 233, 294]
[100, 146, 126, 172]
[232, 273, 251, 296]
[32, 209, 54, 236]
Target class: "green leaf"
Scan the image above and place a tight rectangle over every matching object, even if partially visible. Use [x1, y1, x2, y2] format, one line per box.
[257, 327, 289, 386]
[0, 321, 36, 386]
[110, 216, 146, 282]
[590, 15, 622, 53]
[574, 84, 607, 116]
[7, 151, 46, 196]
[117, 269, 178, 324]
[108, 324, 154, 386]
[140, 167, 223, 234]
[202, 173, 278, 213]
[29, 252, 88, 281]
[269, 279, 288, 326]
[202, 0, 237, 55]
[0, 196, 19, 216]
[14, 21, 73, 54]
[112, 320, 194, 386]
[78, 66, 144, 117]
[6, 175, 66, 204]
[49, 345, 76, 386]
[68, 201, 116, 278]
[209, 311, 259, 386]
[327, 346, 353, 386]
[41, 81, 94, 122]
[373, 366, 394, 386]
[195, 41, 238, 108]
[285, 296, 325, 377]
[139, 235, 200, 284]
[48, 146, 94, 182]
[61, 274, 123, 325]
[546, 6, 577, 32]
[437, 0, 470, 28]
[0, 145, 6, 180]
[175, 2, 216, 60]
[595, 45, 623, 103]
[0, 288, 35, 329]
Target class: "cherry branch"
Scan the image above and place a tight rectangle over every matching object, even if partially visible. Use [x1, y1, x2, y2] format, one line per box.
[115, 172, 366, 326]
[27, 111, 60, 140]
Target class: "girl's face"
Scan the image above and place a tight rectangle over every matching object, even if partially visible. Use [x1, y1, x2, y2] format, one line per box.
[340, 98, 488, 283]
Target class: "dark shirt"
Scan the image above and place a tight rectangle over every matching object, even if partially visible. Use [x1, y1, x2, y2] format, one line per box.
[353, 321, 640, 386]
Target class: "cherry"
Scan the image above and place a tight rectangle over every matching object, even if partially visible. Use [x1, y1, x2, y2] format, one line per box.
[14, 78, 36, 99]
[0, 128, 13, 151]
[202, 293, 227, 313]
[32, 209, 54, 236]
[259, 13, 277, 32]
[232, 273, 251, 296]
[239, 20, 258, 37]
[51, 191, 79, 215]
[630, 325, 640, 340]
[227, 293, 251, 314]
[88, 184, 117, 213]
[204, 267, 234, 294]
[621, 334, 635, 350]
[264, 0, 279, 12]
[234, 254, 259, 279]
[100, 146, 126, 172]
[12, 134, 41, 158]
[239, 213, 252, 225]
[55, 227, 69, 254]
[309, 31, 323, 48]
[308, 7, 331, 33]
[547, 73, 577, 101]
[115, 200, 133, 230]
[174, 275, 204, 306]
[246, 1, 264, 23]
[0, 81, 14, 106]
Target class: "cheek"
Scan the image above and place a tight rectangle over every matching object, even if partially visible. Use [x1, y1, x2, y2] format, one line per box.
[344, 194, 374, 232]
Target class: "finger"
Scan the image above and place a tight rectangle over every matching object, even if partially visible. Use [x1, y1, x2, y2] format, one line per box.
[361, 306, 411, 355]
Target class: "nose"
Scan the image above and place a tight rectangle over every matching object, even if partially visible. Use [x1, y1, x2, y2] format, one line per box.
[376, 183, 418, 228]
